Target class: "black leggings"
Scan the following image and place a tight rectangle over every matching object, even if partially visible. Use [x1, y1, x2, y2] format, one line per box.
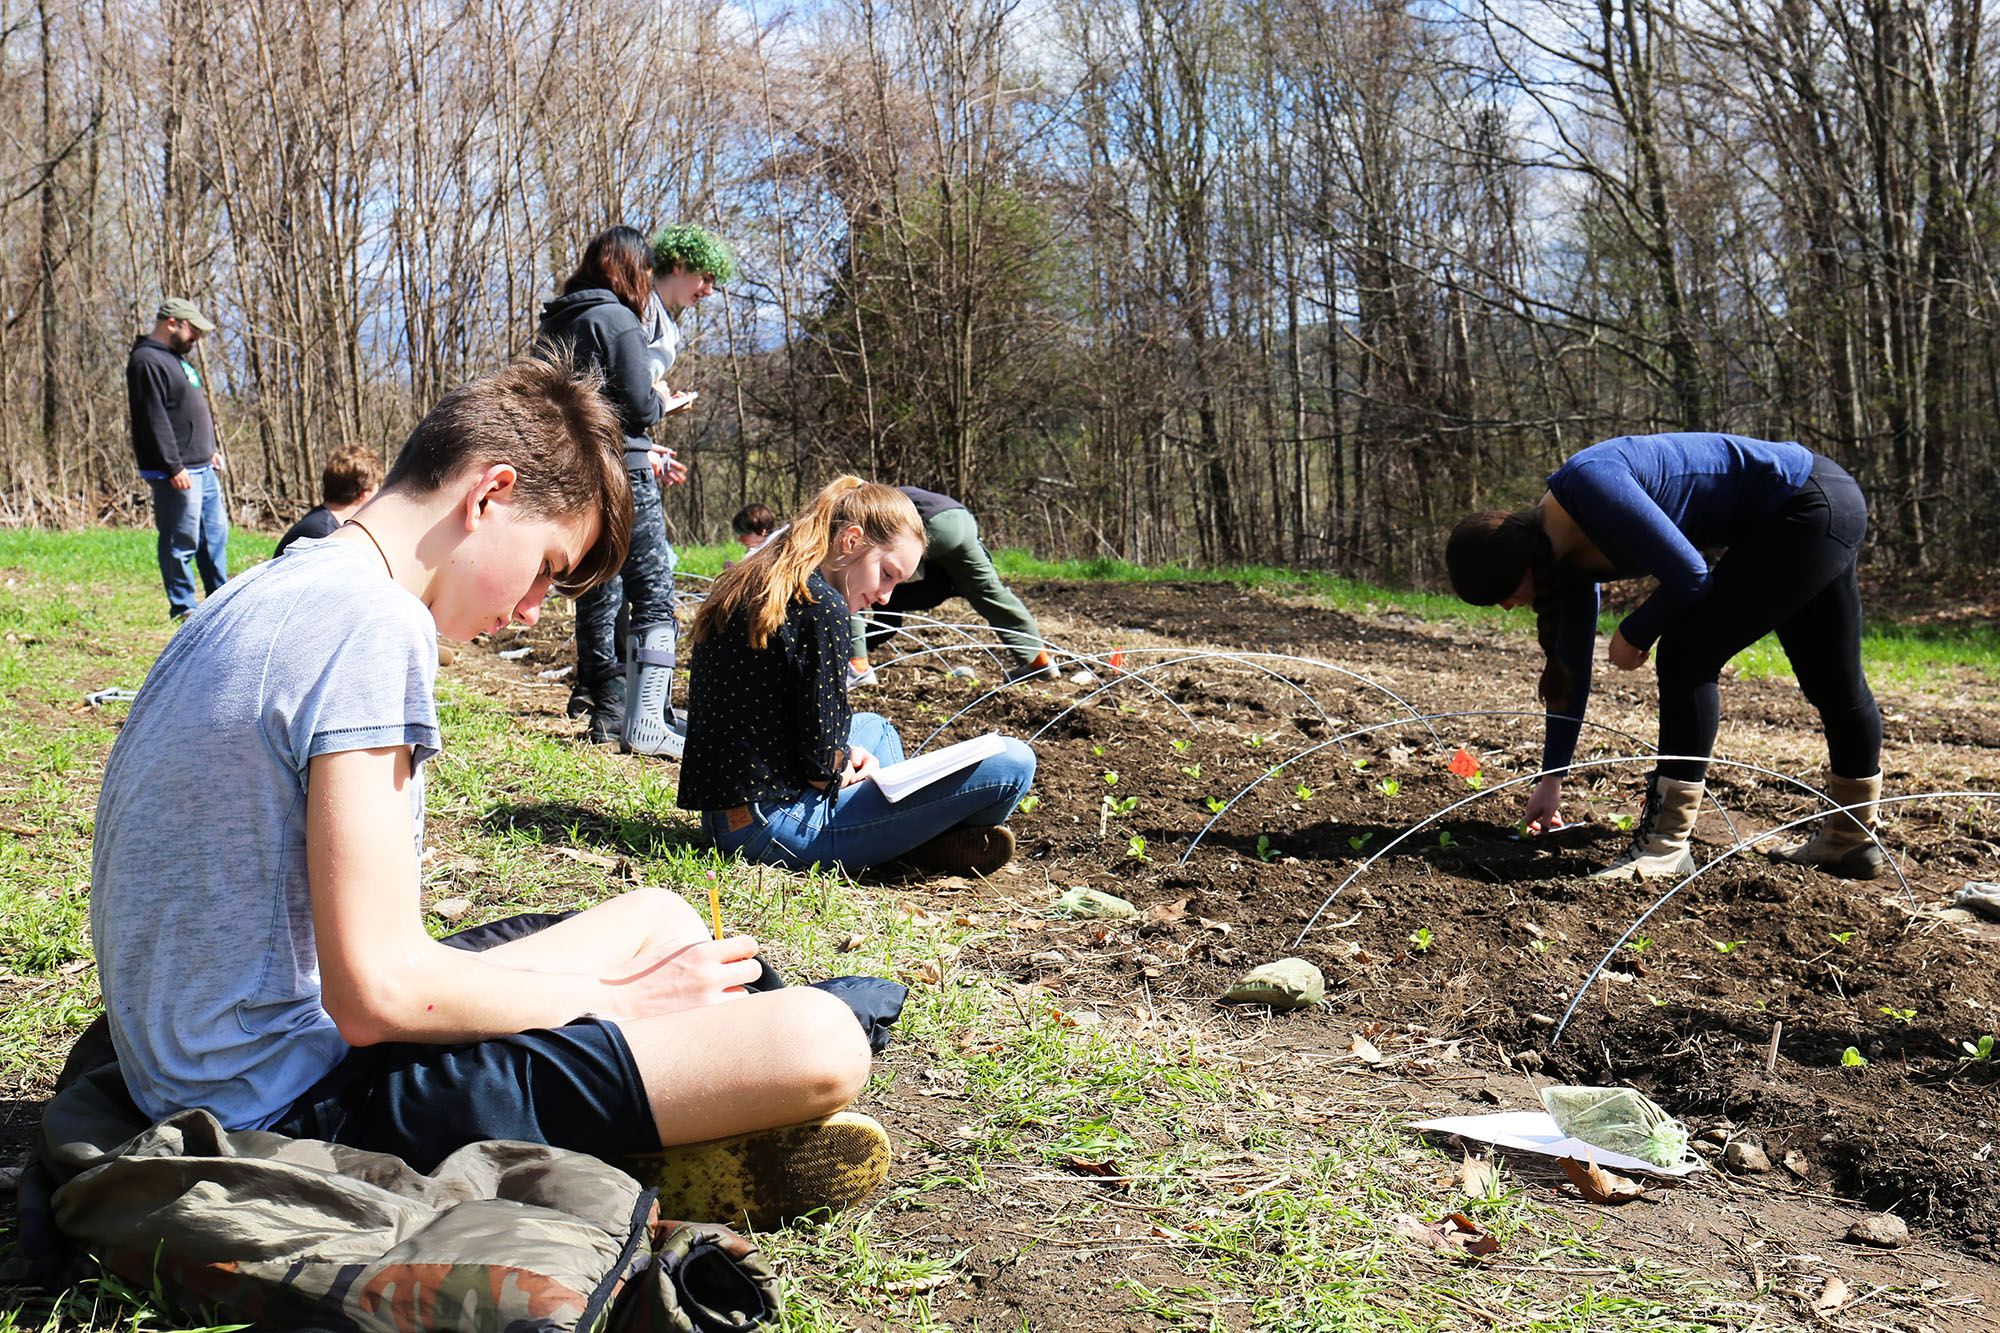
[1653, 455, 1881, 783]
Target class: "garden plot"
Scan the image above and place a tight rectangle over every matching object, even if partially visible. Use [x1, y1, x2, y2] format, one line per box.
[847, 579, 2000, 1259]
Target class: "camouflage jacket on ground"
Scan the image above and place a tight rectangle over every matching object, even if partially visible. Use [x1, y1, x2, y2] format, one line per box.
[35, 1020, 778, 1332]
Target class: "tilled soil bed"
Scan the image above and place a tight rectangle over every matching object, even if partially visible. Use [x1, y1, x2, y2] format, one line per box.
[851, 578, 2000, 1256]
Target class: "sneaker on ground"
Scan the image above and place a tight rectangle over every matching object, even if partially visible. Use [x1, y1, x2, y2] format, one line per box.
[896, 824, 1016, 877]
[1003, 654, 1058, 685]
[846, 658, 879, 689]
[621, 1110, 892, 1231]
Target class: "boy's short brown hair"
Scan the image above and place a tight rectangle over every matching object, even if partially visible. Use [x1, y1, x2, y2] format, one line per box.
[321, 444, 385, 508]
[383, 356, 632, 596]
[731, 502, 776, 537]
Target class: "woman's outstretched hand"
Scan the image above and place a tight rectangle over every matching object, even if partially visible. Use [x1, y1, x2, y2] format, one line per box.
[1524, 773, 1566, 835]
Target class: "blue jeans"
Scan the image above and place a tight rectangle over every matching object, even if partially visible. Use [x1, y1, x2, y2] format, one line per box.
[575, 464, 676, 683]
[704, 713, 1036, 871]
[147, 467, 229, 619]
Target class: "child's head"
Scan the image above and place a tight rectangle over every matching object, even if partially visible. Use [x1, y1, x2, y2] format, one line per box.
[693, 477, 921, 650]
[561, 226, 653, 318]
[382, 356, 632, 599]
[731, 502, 776, 550]
[322, 444, 385, 509]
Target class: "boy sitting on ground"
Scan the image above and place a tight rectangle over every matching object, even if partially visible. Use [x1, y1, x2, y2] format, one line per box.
[733, 502, 776, 552]
[89, 357, 888, 1226]
[274, 442, 385, 556]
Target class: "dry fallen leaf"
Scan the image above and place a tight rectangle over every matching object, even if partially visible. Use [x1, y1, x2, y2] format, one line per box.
[1197, 916, 1234, 935]
[1782, 1150, 1810, 1178]
[1347, 1034, 1386, 1065]
[1144, 897, 1192, 925]
[550, 846, 618, 869]
[1390, 1211, 1501, 1257]
[1557, 1154, 1645, 1204]
[1811, 1276, 1851, 1313]
[1063, 1157, 1131, 1190]
[1459, 1151, 1501, 1199]
[898, 902, 943, 928]
[837, 931, 870, 953]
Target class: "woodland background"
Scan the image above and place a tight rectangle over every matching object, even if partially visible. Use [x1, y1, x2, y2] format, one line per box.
[4, 0, 1998, 584]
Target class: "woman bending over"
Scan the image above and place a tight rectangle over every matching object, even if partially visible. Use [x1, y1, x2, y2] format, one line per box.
[1445, 432, 1885, 881]
[678, 477, 1036, 876]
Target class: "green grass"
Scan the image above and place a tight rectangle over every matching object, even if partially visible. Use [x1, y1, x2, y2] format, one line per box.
[0, 526, 1867, 1331]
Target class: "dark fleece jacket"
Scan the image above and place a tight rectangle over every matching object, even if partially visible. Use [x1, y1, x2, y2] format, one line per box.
[534, 289, 665, 463]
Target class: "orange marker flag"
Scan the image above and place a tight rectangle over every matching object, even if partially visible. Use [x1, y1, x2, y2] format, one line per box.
[1448, 747, 1481, 779]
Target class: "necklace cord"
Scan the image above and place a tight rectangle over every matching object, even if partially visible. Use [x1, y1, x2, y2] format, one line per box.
[343, 519, 394, 581]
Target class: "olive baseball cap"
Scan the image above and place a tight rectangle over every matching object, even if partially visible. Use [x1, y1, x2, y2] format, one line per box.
[156, 298, 216, 332]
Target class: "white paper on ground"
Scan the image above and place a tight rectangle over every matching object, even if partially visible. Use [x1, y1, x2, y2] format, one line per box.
[1409, 1110, 1706, 1178]
[871, 733, 1009, 803]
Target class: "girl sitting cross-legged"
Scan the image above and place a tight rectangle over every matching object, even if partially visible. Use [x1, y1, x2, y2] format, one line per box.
[678, 476, 1036, 876]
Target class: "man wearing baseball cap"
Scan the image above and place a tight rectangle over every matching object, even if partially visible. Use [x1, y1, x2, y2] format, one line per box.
[128, 298, 228, 619]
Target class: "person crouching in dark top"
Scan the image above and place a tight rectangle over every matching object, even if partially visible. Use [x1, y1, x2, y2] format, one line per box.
[275, 444, 384, 557]
[678, 476, 1036, 877]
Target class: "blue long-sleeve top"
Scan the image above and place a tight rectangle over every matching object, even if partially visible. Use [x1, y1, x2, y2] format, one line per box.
[1538, 432, 1814, 774]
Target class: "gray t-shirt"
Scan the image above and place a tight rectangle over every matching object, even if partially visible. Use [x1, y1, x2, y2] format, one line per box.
[91, 537, 441, 1129]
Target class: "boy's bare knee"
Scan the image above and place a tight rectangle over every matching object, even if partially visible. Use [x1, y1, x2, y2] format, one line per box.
[784, 988, 873, 1113]
[619, 884, 703, 934]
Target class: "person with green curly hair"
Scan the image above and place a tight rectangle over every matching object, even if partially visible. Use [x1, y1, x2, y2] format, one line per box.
[613, 223, 739, 758]
[652, 224, 739, 288]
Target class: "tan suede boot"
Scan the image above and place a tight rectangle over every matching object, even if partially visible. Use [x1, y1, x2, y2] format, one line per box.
[1770, 771, 1885, 880]
[1591, 772, 1705, 881]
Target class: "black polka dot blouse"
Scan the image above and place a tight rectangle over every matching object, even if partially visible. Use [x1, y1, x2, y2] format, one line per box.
[678, 570, 852, 810]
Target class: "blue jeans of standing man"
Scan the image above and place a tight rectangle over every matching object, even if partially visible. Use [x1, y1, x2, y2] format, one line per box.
[574, 464, 677, 684]
[147, 466, 229, 619]
[703, 712, 1036, 871]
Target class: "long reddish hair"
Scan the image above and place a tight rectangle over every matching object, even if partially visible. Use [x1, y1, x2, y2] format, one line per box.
[692, 477, 922, 651]
[560, 226, 652, 318]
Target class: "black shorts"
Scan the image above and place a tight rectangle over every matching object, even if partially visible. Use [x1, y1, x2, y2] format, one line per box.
[266, 914, 661, 1173]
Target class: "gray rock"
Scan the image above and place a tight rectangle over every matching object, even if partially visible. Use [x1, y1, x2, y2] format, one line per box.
[1220, 958, 1325, 1010]
[1845, 1214, 1911, 1248]
[1724, 1140, 1772, 1173]
[1053, 887, 1140, 920]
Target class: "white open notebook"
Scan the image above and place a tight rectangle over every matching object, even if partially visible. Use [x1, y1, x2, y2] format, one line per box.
[871, 733, 1008, 803]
